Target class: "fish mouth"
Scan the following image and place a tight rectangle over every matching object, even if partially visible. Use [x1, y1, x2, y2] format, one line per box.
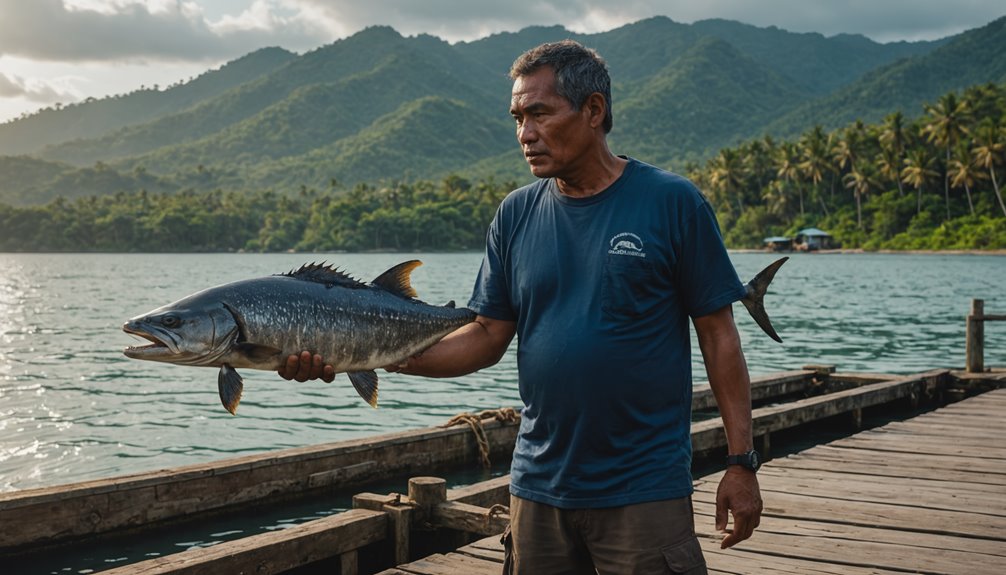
[122, 321, 179, 358]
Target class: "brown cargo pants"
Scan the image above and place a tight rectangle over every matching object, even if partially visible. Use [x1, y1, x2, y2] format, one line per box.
[502, 494, 707, 575]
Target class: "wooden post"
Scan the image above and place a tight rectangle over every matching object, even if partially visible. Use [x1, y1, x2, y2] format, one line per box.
[850, 408, 863, 430]
[966, 299, 984, 373]
[340, 550, 358, 575]
[385, 503, 413, 565]
[408, 477, 447, 524]
[352, 492, 413, 566]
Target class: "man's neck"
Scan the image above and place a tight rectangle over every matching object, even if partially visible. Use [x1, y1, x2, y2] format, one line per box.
[555, 151, 628, 198]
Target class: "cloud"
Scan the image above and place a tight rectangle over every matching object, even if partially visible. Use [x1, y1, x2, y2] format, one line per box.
[0, 72, 77, 103]
[0, 0, 1001, 67]
[0, 0, 331, 63]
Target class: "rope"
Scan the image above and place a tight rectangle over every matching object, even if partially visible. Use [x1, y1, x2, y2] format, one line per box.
[486, 503, 510, 521]
[442, 408, 520, 469]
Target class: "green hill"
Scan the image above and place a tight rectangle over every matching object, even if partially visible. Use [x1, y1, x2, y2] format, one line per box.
[0, 47, 296, 157]
[2, 15, 1005, 206]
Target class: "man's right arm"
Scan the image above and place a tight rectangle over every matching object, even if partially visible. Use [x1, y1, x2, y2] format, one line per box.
[278, 315, 516, 381]
[391, 315, 516, 378]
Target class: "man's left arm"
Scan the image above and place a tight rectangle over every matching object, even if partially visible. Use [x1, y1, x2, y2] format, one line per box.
[693, 304, 763, 549]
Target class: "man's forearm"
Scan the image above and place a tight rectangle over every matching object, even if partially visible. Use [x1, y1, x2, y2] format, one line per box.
[398, 315, 516, 378]
[694, 306, 754, 454]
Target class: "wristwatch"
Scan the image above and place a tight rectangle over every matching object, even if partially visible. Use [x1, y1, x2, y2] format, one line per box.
[726, 449, 761, 472]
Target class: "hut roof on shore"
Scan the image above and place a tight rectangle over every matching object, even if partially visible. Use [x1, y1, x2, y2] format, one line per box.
[796, 228, 831, 237]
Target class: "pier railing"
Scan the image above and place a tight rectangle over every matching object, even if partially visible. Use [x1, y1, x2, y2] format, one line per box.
[966, 298, 1006, 373]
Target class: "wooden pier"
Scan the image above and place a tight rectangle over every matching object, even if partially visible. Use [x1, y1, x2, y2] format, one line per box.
[383, 386, 1006, 575]
[2, 366, 1003, 574]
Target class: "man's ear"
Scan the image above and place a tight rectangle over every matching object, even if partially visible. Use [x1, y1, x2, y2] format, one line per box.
[584, 93, 607, 129]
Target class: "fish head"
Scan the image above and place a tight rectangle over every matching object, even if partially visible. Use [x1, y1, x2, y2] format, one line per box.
[123, 302, 239, 366]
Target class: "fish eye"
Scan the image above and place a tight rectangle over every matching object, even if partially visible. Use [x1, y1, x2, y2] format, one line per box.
[161, 315, 181, 328]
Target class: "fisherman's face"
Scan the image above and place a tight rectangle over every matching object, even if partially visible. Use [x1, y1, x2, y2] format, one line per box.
[510, 67, 594, 180]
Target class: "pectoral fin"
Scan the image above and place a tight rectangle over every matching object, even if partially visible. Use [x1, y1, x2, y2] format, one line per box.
[347, 370, 379, 408]
[218, 364, 244, 415]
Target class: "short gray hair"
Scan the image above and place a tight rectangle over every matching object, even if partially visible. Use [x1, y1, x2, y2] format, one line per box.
[509, 40, 613, 133]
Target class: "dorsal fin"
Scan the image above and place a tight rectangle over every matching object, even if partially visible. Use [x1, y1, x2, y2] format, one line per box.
[371, 260, 422, 299]
[281, 262, 367, 289]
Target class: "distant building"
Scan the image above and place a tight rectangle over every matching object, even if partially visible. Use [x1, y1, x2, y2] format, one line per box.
[794, 228, 834, 251]
[763, 236, 792, 252]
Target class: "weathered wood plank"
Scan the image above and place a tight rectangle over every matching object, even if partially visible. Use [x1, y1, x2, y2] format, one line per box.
[691, 370, 947, 452]
[693, 497, 1005, 556]
[431, 501, 509, 536]
[692, 370, 816, 410]
[99, 508, 386, 575]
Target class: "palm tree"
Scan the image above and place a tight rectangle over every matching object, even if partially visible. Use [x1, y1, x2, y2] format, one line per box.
[709, 148, 747, 215]
[949, 143, 981, 216]
[879, 112, 908, 197]
[776, 141, 804, 215]
[971, 119, 1006, 217]
[799, 125, 833, 216]
[922, 93, 971, 220]
[843, 165, 875, 230]
[901, 147, 939, 215]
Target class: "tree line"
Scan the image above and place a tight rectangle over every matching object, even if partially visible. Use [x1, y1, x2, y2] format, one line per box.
[691, 82, 1006, 250]
[1, 83, 1004, 253]
[0, 176, 510, 252]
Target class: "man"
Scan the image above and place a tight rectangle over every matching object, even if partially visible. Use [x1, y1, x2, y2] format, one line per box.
[281, 40, 761, 574]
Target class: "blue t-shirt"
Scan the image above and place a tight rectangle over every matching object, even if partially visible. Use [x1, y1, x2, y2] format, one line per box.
[469, 157, 746, 508]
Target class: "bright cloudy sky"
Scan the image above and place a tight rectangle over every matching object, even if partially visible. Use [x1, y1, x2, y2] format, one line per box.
[0, 0, 1003, 123]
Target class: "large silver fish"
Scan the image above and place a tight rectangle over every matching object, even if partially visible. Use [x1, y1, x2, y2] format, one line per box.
[122, 261, 475, 414]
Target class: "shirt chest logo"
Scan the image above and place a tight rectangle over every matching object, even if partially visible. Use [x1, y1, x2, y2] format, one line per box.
[608, 232, 646, 258]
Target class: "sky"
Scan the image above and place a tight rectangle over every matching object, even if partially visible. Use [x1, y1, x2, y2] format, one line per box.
[0, 0, 1003, 124]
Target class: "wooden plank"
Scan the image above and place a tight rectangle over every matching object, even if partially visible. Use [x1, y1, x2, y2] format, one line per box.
[446, 475, 510, 507]
[693, 480, 1003, 539]
[787, 444, 1006, 475]
[691, 370, 946, 452]
[99, 508, 386, 575]
[693, 499, 1004, 558]
[388, 552, 502, 575]
[692, 370, 815, 410]
[749, 469, 1006, 515]
[432, 501, 509, 536]
[699, 538, 912, 574]
[766, 453, 1003, 485]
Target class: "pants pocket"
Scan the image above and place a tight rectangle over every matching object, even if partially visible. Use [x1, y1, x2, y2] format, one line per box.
[661, 536, 707, 574]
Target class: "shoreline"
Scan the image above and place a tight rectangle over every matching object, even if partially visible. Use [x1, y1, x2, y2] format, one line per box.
[729, 248, 1006, 256]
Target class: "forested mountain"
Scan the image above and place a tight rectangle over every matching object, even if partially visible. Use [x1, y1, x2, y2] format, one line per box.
[0, 14, 1003, 207]
[0, 47, 296, 156]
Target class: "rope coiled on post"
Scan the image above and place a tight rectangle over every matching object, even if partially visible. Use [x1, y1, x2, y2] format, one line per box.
[441, 408, 520, 468]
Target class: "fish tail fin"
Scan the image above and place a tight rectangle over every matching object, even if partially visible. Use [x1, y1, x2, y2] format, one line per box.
[218, 364, 244, 415]
[740, 257, 788, 343]
[347, 370, 379, 408]
[372, 260, 422, 299]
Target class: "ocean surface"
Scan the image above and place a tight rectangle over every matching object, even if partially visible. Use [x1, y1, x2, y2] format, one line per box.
[1, 251, 1004, 493]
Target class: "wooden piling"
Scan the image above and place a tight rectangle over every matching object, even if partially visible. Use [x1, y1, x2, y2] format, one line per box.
[967, 299, 985, 373]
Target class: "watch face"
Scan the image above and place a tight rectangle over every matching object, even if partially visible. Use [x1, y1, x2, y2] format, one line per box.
[749, 451, 760, 470]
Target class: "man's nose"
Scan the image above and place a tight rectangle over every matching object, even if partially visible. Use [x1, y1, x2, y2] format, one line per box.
[517, 122, 537, 144]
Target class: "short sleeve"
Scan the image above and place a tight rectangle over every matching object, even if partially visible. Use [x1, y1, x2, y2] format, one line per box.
[468, 207, 517, 321]
[675, 197, 746, 318]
